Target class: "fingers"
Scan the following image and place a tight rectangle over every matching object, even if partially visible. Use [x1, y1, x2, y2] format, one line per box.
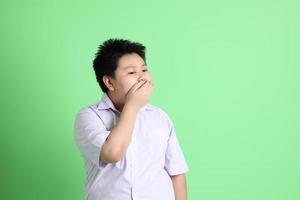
[140, 80, 154, 93]
[128, 79, 154, 94]
[129, 80, 148, 93]
[138, 79, 153, 87]
[137, 80, 149, 90]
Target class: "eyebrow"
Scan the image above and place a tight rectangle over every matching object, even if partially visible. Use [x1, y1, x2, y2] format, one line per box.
[123, 63, 147, 70]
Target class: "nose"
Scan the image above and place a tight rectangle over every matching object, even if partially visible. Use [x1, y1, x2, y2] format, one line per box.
[138, 77, 151, 83]
[138, 75, 150, 82]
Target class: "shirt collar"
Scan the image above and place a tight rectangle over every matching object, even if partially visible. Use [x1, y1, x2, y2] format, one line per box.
[97, 92, 153, 113]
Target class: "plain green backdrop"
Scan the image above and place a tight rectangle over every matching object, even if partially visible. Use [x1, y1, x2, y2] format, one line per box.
[0, 0, 299, 199]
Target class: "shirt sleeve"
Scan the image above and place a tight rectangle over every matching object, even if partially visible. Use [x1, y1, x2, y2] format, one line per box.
[74, 107, 111, 170]
[161, 110, 190, 176]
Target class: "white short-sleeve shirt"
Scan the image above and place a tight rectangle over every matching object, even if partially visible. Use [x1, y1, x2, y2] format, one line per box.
[74, 92, 189, 200]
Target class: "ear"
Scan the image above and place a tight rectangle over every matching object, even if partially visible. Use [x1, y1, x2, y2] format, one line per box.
[102, 75, 115, 91]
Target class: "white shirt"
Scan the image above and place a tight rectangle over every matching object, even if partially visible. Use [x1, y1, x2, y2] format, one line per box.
[74, 93, 189, 200]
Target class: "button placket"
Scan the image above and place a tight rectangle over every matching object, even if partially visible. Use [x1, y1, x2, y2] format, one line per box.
[132, 130, 137, 199]
[130, 119, 138, 199]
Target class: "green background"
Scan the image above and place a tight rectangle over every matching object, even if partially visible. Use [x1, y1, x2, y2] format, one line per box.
[1, 0, 299, 199]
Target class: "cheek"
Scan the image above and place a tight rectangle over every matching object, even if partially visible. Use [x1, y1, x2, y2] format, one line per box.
[145, 73, 152, 81]
[122, 78, 137, 92]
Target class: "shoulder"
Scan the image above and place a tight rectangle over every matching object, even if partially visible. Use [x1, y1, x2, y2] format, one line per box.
[75, 103, 97, 116]
[74, 101, 104, 123]
[74, 102, 111, 133]
[145, 104, 174, 128]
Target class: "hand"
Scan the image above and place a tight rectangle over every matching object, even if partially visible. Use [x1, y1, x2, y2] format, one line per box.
[125, 79, 154, 110]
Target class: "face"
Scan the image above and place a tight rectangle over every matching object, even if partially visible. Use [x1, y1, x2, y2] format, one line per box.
[103, 53, 152, 104]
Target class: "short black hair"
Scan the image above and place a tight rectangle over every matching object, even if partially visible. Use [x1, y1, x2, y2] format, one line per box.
[93, 38, 146, 93]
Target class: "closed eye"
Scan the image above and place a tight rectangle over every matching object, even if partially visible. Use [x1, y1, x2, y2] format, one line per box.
[128, 69, 148, 74]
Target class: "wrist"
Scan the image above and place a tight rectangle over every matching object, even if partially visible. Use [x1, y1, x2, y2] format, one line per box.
[123, 102, 140, 113]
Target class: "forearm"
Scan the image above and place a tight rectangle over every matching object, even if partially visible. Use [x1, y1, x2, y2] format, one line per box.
[101, 103, 139, 162]
[171, 174, 187, 200]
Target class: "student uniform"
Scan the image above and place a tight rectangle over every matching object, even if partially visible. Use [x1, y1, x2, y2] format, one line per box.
[74, 92, 189, 200]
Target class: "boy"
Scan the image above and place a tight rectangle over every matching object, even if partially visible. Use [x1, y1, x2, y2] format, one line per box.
[74, 38, 189, 200]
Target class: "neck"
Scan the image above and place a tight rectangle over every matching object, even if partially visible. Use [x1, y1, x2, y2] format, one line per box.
[107, 92, 124, 113]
